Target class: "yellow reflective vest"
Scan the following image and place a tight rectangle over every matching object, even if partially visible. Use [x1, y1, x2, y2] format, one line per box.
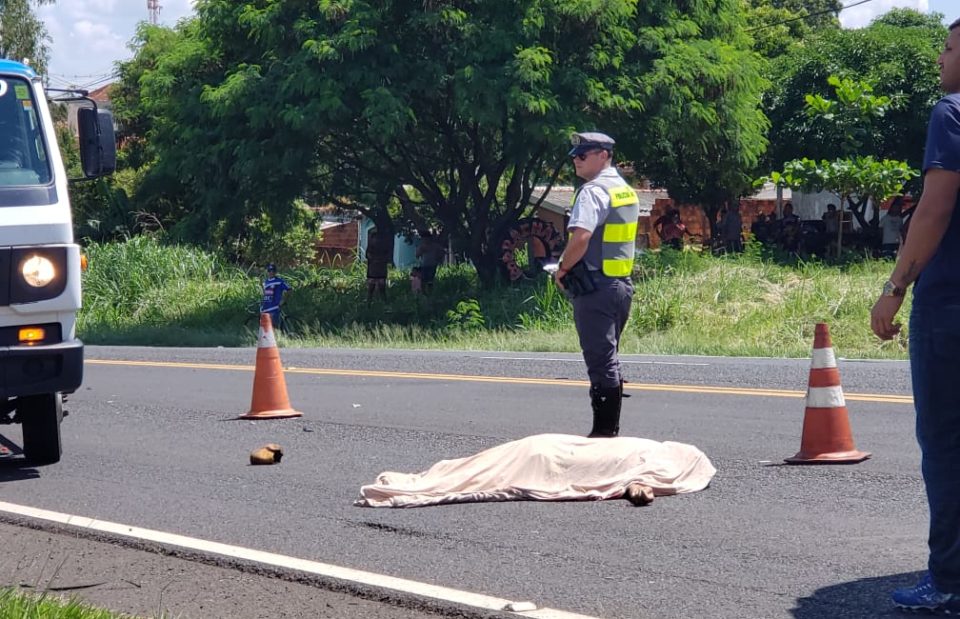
[570, 169, 639, 277]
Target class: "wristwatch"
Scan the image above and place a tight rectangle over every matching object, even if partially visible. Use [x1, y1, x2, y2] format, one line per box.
[881, 279, 906, 298]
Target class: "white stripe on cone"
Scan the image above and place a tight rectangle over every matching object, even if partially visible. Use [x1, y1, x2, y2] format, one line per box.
[806, 385, 846, 408]
[811, 347, 837, 369]
[257, 317, 277, 349]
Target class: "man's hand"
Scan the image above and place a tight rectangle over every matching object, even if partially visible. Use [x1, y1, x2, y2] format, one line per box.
[555, 227, 591, 292]
[870, 295, 904, 340]
[554, 269, 567, 290]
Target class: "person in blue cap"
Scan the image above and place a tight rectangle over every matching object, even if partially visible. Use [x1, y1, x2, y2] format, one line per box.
[260, 263, 291, 330]
[555, 131, 640, 437]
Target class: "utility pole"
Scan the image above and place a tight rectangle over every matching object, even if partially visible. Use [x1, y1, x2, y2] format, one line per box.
[147, 0, 161, 25]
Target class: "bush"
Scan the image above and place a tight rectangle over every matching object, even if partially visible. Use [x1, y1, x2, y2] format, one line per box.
[235, 201, 321, 268]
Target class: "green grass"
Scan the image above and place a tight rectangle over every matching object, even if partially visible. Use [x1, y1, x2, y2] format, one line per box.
[77, 236, 909, 359]
[0, 588, 132, 618]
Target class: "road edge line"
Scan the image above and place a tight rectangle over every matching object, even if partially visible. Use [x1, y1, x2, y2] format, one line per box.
[0, 501, 599, 619]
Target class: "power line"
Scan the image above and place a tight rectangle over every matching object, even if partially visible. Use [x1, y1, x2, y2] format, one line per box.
[745, 0, 879, 33]
[44, 72, 117, 91]
[77, 74, 118, 91]
[47, 72, 116, 80]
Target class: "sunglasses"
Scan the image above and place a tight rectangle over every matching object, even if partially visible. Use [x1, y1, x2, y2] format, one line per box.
[572, 149, 603, 161]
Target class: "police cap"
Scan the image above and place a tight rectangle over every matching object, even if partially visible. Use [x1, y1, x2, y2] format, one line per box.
[568, 131, 615, 156]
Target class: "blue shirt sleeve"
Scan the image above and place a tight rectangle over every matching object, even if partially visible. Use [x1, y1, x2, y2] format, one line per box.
[924, 96, 960, 174]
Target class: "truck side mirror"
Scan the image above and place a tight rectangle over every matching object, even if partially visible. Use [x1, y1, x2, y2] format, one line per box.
[77, 107, 117, 178]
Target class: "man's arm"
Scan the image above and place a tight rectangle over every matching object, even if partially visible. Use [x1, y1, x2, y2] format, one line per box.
[871, 168, 960, 339]
[890, 170, 960, 286]
[555, 227, 592, 289]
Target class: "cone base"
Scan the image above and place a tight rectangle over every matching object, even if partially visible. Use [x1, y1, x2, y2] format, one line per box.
[785, 450, 871, 464]
[239, 409, 303, 420]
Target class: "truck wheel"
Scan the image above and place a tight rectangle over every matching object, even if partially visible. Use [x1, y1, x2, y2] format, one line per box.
[20, 393, 63, 465]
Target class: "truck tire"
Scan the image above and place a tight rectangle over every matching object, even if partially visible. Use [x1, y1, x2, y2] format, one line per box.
[20, 393, 63, 465]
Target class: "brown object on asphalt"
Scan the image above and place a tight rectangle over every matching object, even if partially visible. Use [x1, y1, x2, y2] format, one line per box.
[250, 443, 283, 465]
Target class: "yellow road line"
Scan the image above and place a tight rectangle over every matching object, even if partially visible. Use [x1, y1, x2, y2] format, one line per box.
[85, 359, 913, 405]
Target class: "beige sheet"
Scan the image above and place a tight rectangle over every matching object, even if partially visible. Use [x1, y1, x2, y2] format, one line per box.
[355, 433, 716, 508]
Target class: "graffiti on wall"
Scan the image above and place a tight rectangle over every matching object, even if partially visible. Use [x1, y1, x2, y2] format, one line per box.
[500, 218, 565, 281]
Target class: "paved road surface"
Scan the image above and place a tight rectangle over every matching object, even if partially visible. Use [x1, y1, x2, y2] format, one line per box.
[0, 347, 923, 619]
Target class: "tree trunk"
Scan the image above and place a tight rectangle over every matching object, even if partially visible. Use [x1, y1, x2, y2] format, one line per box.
[703, 203, 722, 248]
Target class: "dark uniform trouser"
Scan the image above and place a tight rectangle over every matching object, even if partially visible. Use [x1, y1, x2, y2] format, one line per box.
[572, 275, 633, 436]
[572, 275, 634, 388]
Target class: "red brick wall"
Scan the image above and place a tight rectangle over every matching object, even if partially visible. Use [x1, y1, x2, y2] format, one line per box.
[316, 221, 359, 266]
[639, 198, 780, 249]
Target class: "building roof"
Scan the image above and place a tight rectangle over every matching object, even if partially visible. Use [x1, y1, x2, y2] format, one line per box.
[752, 182, 792, 201]
[530, 186, 665, 217]
[532, 182, 792, 216]
[0, 59, 37, 79]
[88, 84, 113, 103]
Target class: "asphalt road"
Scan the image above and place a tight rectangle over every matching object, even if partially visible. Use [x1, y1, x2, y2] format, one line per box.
[0, 346, 925, 619]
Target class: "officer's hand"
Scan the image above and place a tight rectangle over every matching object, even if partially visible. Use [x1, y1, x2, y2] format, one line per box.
[554, 269, 567, 290]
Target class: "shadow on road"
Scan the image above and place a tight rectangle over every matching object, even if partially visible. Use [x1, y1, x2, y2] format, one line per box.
[792, 571, 929, 618]
[0, 434, 39, 481]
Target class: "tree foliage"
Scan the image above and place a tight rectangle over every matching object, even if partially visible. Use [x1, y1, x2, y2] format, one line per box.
[764, 10, 946, 176]
[763, 75, 920, 237]
[0, 0, 55, 75]
[625, 29, 770, 236]
[119, 0, 766, 280]
[767, 157, 917, 223]
[742, 0, 841, 59]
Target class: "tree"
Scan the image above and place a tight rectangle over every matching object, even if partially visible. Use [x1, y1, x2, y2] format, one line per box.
[762, 75, 920, 254]
[128, 0, 764, 282]
[871, 7, 947, 31]
[764, 11, 946, 177]
[0, 0, 55, 75]
[109, 23, 194, 236]
[623, 34, 770, 240]
[767, 156, 918, 230]
[742, 0, 841, 59]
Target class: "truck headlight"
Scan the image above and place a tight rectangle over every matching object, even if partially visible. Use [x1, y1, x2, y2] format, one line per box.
[22, 255, 56, 287]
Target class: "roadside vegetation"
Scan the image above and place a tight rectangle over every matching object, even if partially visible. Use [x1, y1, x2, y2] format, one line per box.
[0, 588, 130, 619]
[78, 237, 908, 360]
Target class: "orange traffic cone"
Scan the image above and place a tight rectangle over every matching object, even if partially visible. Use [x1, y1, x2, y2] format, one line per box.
[240, 313, 302, 420]
[785, 323, 870, 464]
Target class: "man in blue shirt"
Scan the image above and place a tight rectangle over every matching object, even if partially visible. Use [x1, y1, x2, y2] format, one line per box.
[260, 263, 291, 330]
[871, 16, 960, 614]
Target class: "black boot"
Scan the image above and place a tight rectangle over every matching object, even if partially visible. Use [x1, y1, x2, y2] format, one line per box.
[588, 385, 622, 438]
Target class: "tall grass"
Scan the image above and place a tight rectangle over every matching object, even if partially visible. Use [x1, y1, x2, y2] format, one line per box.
[0, 588, 131, 618]
[78, 237, 908, 359]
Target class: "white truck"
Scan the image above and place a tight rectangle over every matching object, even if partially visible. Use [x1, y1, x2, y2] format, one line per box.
[0, 59, 116, 464]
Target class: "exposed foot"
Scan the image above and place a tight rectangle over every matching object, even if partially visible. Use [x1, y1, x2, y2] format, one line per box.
[624, 482, 655, 506]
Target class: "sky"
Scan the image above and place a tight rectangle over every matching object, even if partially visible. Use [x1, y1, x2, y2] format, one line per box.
[36, 0, 959, 90]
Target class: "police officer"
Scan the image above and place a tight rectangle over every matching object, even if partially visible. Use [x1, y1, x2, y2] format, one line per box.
[555, 132, 639, 437]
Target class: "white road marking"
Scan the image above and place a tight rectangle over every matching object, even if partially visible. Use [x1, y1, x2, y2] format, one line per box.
[478, 356, 709, 366]
[0, 501, 599, 619]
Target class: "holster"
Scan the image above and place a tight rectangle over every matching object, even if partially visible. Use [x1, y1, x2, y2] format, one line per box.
[560, 261, 597, 298]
